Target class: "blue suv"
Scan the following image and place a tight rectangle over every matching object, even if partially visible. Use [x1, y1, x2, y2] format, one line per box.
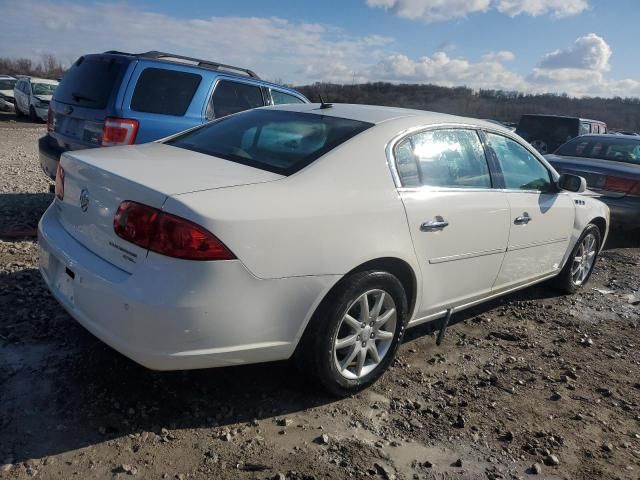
[39, 50, 309, 179]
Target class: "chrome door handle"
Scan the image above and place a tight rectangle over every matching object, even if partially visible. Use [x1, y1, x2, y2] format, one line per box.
[514, 213, 532, 225]
[420, 216, 449, 232]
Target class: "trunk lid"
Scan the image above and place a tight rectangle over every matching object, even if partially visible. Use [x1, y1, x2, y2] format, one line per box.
[57, 143, 282, 272]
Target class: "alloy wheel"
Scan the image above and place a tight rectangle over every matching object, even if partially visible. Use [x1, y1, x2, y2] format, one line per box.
[333, 289, 397, 380]
[570, 233, 597, 285]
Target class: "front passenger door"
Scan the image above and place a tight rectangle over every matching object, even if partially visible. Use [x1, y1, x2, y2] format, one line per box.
[485, 132, 574, 289]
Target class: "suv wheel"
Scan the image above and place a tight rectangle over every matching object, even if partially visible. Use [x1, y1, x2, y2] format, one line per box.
[297, 271, 408, 396]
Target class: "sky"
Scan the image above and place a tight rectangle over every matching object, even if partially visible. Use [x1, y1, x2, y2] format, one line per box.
[1, 0, 638, 98]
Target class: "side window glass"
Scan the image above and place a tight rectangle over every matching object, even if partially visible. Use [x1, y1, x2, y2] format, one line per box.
[207, 80, 264, 120]
[131, 68, 202, 116]
[271, 90, 305, 105]
[395, 129, 491, 188]
[485, 133, 552, 192]
[579, 122, 590, 135]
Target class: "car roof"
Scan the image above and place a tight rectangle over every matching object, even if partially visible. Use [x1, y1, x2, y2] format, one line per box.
[520, 114, 605, 124]
[570, 134, 640, 142]
[27, 77, 59, 84]
[266, 103, 507, 129]
[0, 74, 16, 79]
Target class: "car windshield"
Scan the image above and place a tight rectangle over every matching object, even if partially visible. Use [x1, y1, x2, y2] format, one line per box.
[555, 136, 640, 165]
[0, 79, 16, 90]
[166, 109, 373, 175]
[32, 83, 57, 95]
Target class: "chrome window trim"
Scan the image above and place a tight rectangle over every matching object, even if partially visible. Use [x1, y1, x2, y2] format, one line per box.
[385, 123, 560, 191]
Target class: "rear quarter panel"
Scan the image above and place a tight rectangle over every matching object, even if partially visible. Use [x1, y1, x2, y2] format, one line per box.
[161, 120, 422, 281]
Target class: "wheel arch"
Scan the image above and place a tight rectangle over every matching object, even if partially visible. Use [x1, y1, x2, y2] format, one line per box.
[589, 216, 607, 247]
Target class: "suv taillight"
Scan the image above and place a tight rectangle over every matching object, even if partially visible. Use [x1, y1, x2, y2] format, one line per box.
[102, 117, 139, 146]
[55, 163, 64, 200]
[113, 201, 236, 261]
[47, 105, 53, 132]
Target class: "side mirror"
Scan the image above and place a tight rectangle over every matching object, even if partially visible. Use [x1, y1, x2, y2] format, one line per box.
[558, 173, 587, 193]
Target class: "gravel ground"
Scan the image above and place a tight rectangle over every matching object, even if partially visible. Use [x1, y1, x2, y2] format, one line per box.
[1, 124, 639, 480]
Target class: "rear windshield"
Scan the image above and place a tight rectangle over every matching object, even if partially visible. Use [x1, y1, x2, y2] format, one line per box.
[54, 56, 124, 109]
[516, 116, 579, 140]
[166, 109, 373, 175]
[556, 136, 640, 165]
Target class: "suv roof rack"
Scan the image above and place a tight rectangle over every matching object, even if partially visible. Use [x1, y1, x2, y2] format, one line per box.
[103, 50, 259, 79]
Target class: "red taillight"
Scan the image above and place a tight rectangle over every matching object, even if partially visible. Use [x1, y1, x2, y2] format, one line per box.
[603, 176, 639, 195]
[102, 117, 139, 146]
[47, 105, 53, 132]
[55, 163, 64, 200]
[113, 201, 235, 261]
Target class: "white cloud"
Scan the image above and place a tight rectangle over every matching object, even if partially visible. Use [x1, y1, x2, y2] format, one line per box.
[365, 0, 490, 22]
[366, 0, 588, 22]
[368, 52, 526, 90]
[0, 0, 393, 84]
[538, 33, 611, 71]
[496, 0, 589, 17]
[481, 50, 516, 62]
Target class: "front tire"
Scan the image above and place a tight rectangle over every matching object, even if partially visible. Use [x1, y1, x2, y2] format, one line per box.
[552, 224, 601, 294]
[296, 271, 408, 397]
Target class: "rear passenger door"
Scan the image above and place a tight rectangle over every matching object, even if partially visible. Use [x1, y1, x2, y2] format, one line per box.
[484, 132, 574, 289]
[395, 128, 510, 318]
[122, 63, 206, 142]
[205, 79, 265, 120]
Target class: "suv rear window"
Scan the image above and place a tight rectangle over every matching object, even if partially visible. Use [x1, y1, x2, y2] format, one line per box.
[54, 56, 124, 109]
[131, 68, 202, 116]
[167, 109, 373, 175]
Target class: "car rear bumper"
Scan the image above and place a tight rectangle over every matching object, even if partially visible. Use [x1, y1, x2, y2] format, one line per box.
[38, 204, 336, 370]
[39, 135, 62, 179]
[600, 196, 640, 230]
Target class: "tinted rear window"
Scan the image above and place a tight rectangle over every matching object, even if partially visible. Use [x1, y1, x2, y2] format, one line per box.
[54, 56, 124, 109]
[167, 109, 373, 175]
[516, 116, 579, 140]
[556, 137, 640, 165]
[132, 68, 202, 116]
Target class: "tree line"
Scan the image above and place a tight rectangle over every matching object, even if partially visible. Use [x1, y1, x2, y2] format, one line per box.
[0, 55, 65, 80]
[297, 82, 640, 131]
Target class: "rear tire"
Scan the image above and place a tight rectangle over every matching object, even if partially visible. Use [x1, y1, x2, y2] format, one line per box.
[552, 224, 601, 294]
[296, 271, 408, 397]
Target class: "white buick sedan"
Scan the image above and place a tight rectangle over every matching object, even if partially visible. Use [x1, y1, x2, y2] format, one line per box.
[39, 104, 609, 395]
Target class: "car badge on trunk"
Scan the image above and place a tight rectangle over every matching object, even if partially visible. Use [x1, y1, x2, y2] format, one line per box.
[64, 105, 73, 115]
[79, 188, 90, 212]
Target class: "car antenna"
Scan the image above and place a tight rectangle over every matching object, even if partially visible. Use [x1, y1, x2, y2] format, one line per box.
[318, 94, 333, 109]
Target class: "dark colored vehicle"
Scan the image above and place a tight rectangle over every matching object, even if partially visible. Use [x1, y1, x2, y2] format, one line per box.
[516, 114, 607, 155]
[546, 134, 640, 229]
[39, 51, 309, 179]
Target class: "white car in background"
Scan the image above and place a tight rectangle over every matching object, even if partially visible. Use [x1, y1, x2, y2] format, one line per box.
[0, 75, 17, 112]
[14, 77, 58, 121]
[38, 104, 609, 396]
